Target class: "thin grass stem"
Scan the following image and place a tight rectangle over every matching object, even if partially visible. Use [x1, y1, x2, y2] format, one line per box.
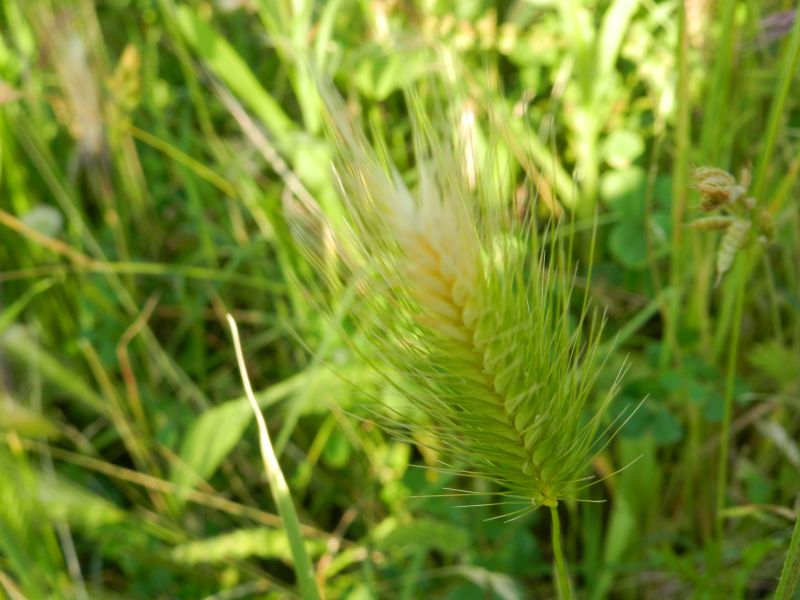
[661, 0, 690, 370]
[751, 9, 800, 201]
[227, 314, 322, 600]
[715, 255, 747, 540]
[550, 505, 572, 600]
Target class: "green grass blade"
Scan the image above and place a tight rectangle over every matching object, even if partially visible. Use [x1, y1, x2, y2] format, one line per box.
[227, 315, 321, 600]
[174, 6, 295, 142]
[775, 510, 800, 600]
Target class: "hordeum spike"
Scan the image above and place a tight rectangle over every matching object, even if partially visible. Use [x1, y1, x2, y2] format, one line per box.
[291, 88, 622, 510]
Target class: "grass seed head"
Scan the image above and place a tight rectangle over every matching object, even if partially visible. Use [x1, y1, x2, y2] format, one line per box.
[693, 167, 738, 211]
[689, 166, 769, 285]
[688, 216, 735, 231]
[716, 218, 752, 285]
[299, 84, 619, 508]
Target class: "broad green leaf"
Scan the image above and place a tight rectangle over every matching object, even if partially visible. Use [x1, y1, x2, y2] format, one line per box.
[171, 399, 252, 493]
[171, 527, 325, 565]
[600, 166, 646, 213]
[373, 517, 469, 557]
[609, 220, 647, 269]
[650, 406, 683, 445]
[602, 494, 635, 575]
[602, 129, 645, 168]
[591, 436, 658, 600]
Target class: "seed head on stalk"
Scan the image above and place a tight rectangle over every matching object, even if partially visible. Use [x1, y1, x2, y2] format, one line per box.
[690, 166, 773, 285]
[289, 85, 623, 511]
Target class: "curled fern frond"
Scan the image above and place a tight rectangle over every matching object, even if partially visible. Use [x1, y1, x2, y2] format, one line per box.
[291, 84, 619, 508]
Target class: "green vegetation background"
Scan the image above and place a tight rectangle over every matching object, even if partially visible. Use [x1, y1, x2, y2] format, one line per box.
[1, 0, 799, 598]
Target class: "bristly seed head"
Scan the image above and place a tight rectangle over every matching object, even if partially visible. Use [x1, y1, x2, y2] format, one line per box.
[291, 86, 621, 509]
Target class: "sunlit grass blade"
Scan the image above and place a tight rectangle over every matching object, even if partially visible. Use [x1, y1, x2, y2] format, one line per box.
[226, 314, 322, 600]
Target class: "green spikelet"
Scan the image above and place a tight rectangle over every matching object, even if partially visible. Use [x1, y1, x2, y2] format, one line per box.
[294, 87, 619, 508]
[716, 218, 751, 285]
[687, 216, 735, 231]
[694, 167, 737, 211]
[689, 166, 768, 286]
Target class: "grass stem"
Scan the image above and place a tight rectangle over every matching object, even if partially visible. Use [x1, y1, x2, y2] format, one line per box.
[227, 314, 322, 600]
[661, 0, 690, 370]
[715, 256, 747, 540]
[550, 505, 573, 600]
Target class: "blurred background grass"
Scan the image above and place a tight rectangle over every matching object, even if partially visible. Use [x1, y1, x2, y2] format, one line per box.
[1, 0, 799, 598]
